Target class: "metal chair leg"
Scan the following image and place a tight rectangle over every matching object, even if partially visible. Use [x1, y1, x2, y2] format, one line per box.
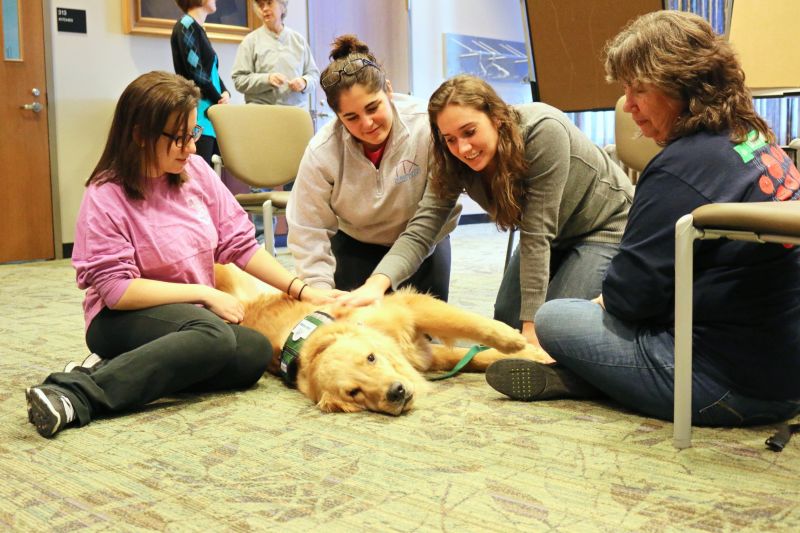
[673, 214, 700, 449]
[504, 228, 516, 273]
[262, 199, 275, 256]
[211, 154, 223, 177]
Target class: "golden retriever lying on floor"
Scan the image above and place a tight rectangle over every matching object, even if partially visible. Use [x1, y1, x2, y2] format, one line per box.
[215, 264, 547, 415]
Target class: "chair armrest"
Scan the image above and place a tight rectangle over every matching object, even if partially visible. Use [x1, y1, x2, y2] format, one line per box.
[692, 201, 800, 235]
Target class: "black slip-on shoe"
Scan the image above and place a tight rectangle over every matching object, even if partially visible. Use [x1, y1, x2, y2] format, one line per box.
[486, 359, 598, 401]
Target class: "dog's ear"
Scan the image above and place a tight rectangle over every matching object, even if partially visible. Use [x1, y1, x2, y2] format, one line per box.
[316, 391, 361, 413]
[296, 327, 341, 396]
[316, 391, 344, 412]
[300, 324, 347, 363]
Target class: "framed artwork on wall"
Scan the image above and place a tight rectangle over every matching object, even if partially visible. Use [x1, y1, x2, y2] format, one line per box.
[123, 0, 259, 42]
[443, 33, 529, 84]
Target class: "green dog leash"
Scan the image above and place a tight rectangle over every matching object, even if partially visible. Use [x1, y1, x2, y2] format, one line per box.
[427, 344, 490, 381]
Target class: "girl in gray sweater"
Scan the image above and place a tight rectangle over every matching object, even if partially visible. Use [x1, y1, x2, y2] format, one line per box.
[367, 75, 633, 352]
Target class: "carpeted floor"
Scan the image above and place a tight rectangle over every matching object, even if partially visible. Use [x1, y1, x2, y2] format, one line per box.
[1, 223, 798, 531]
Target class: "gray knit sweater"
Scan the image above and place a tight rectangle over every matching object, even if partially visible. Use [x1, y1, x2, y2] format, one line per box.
[375, 102, 633, 321]
[231, 26, 319, 107]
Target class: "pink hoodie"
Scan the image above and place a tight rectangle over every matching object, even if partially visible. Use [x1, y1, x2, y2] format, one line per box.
[72, 155, 260, 328]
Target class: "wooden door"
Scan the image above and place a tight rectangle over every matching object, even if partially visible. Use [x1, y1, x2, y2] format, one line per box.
[307, 0, 410, 131]
[1, 0, 54, 262]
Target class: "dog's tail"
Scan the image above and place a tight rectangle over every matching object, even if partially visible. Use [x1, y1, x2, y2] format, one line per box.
[214, 263, 259, 303]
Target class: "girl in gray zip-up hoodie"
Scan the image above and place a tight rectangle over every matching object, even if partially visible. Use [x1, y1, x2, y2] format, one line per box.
[287, 36, 459, 300]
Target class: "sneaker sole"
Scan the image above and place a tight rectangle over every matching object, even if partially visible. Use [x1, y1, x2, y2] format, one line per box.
[485, 359, 548, 401]
[25, 388, 62, 438]
[25, 389, 34, 424]
[81, 353, 104, 368]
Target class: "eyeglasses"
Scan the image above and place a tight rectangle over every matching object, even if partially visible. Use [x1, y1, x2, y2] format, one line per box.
[162, 124, 203, 149]
[321, 58, 381, 90]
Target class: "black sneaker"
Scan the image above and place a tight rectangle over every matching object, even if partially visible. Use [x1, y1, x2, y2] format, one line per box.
[63, 353, 106, 374]
[25, 386, 76, 438]
[485, 359, 599, 401]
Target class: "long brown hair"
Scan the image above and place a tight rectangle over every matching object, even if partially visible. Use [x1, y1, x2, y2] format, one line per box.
[320, 34, 387, 113]
[87, 71, 199, 199]
[605, 10, 773, 144]
[428, 75, 526, 231]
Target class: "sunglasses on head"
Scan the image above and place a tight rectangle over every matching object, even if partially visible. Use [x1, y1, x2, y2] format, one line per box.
[321, 58, 381, 90]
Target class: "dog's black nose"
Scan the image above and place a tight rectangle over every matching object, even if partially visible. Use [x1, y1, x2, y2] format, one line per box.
[387, 382, 407, 403]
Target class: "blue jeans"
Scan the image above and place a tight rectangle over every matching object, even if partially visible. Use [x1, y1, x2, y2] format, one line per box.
[535, 299, 800, 426]
[495, 242, 618, 329]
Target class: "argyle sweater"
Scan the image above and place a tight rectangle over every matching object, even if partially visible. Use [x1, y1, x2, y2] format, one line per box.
[170, 14, 227, 137]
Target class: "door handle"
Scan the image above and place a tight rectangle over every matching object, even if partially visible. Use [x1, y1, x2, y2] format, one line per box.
[21, 102, 43, 113]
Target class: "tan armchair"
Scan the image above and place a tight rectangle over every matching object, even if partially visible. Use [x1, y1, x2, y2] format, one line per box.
[208, 104, 314, 255]
[674, 201, 800, 448]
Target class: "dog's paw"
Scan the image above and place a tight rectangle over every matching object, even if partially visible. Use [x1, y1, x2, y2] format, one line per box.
[489, 322, 527, 353]
[512, 342, 555, 364]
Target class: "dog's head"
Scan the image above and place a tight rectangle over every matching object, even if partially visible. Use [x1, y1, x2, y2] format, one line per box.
[296, 322, 428, 415]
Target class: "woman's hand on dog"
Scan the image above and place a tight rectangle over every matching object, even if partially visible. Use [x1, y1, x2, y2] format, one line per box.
[299, 286, 345, 305]
[205, 288, 246, 323]
[335, 275, 391, 307]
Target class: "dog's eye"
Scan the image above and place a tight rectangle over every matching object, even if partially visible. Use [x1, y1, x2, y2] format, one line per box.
[348, 388, 362, 397]
[367, 353, 376, 363]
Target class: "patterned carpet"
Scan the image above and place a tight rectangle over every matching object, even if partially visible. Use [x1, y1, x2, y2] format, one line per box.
[1, 223, 798, 531]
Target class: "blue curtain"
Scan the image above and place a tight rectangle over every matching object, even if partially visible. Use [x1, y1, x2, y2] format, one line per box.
[568, 0, 800, 147]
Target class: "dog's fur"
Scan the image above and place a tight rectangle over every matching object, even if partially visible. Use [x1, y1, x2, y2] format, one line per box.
[215, 264, 548, 415]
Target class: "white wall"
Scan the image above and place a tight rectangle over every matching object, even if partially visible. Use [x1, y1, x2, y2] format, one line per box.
[46, 0, 308, 244]
[408, 0, 531, 216]
[409, 0, 532, 103]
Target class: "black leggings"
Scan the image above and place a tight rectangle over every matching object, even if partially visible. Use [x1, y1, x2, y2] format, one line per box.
[330, 231, 452, 301]
[44, 303, 270, 426]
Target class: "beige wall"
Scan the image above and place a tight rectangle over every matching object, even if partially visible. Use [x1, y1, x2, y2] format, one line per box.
[46, 0, 307, 244]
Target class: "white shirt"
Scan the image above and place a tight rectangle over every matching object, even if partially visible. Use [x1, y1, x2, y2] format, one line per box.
[231, 26, 319, 107]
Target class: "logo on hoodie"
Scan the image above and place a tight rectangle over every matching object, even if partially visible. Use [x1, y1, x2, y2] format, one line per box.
[187, 195, 212, 225]
[395, 159, 420, 184]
